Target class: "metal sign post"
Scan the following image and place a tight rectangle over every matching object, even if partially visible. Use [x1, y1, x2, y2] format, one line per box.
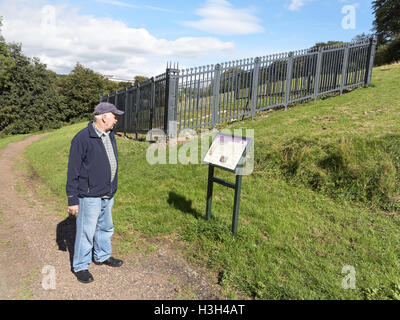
[203, 133, 253, 235]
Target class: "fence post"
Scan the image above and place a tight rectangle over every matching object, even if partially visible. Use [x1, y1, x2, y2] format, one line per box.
[212, 64, 222, 129]
[149, 77, 155, 139]
[340, 43, 350, 95]
[284, 52, 294, 110]
[164, 68, 179, 138]
[250, 57, 261, 120]
[135, 83, 140, 140]
[365, 37, 377, 87]
[314, 47, 323, 101]
[123, 88, 128, 136]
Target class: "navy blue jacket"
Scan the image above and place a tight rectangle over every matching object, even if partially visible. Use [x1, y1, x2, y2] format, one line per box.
[66, 121, 119, 206]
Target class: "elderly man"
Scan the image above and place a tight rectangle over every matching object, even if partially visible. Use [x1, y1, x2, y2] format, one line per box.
[66, 102, 124, 283]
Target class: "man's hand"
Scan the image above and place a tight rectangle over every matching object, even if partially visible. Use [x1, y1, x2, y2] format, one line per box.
[68, 205, 79, 217]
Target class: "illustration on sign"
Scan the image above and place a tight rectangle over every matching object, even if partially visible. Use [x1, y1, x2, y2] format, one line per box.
[203, 134, 250, 171]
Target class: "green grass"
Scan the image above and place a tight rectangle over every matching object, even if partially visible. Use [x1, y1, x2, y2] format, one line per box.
[25, 63, 400, 299]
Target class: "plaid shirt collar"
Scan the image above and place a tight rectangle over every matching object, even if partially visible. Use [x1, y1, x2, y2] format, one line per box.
[92, 122, 110, 138]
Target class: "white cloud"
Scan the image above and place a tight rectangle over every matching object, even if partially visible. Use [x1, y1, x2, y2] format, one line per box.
[182, 0, 264, 36]
[0, 0, 234, 79]
[288, 0, 305, 11]
[95, 0, 176, 13]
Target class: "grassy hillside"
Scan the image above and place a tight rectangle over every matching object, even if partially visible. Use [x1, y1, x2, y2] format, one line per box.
[25, 63, 400, 299]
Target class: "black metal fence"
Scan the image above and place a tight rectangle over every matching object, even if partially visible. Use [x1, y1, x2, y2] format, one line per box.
[100, 38, 377, 137]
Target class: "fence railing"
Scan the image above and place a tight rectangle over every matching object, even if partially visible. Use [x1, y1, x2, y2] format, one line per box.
[100, 38, 377, 137]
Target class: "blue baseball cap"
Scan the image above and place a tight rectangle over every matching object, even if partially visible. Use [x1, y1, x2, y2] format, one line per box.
[94, 102, 124, 115]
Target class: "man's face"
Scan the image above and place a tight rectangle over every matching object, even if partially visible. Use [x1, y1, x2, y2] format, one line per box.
[102, 112, 118, 131]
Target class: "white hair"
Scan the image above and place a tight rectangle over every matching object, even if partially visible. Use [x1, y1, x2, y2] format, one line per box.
[94, 113, 112, 122]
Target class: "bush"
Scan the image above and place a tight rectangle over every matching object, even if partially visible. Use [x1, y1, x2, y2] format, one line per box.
[0, 44, 67, 134]
[375, 36, 400, 66]
[261, 135, 400, 211]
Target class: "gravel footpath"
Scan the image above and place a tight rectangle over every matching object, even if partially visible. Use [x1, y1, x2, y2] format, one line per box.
[0, 134, 223, 300]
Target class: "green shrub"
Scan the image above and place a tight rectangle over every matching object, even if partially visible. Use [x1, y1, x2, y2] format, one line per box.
[375, 36, 400, 66]
[262, 135, 400, 211]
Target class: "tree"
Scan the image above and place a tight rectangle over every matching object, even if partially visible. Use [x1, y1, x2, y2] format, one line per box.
[0, 17, 15, 91]
[59, 62, 105, 122]
[134, 75, 149, 85]
[310, 41, 347, 50]
[372, 0, 400, 44]
[372, 0, 400, 65]
[0, 43, 66, 134]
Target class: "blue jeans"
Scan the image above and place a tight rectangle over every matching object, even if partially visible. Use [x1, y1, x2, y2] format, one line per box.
[73, 197, 114, 272]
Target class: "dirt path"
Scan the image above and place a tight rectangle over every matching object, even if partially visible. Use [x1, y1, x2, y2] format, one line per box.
[0, 134, 222, 300]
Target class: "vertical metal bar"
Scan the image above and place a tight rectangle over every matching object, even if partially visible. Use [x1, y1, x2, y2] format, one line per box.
[183, 69, 188, 130]
[222, 62, 228, 119]
[199, 67, 204, 129]
[206, 165, 214, 220]
[232, 174, 242, 236]
[114, 92, 119, 132]
[176, 72, 181, 131]
[271, 56, 277, 106]
[135, 84, 140, 140]
[212, 64, 222, 128]
[246, 59, 252, 113]
[293, 56, 298, 101]
[206, 65, 211, 125]
[284, 52, 294, 110]
[320, 51, 326, 94]
[149, 77, 155, 136]
[195, 70, 200, 129]
[299, 56, 305, 98]
[124, 88, 128, 136]
[365, 38, 377, 87]
[250, 57, 261, 120]
[329, 51, 336, 90]
[230, 62, 236, 118]
[360, 46, 367, 83]
[340, 44, 350, 94]
[259, 58, 266, 109]
[188, 68, 193, 128]
[267, 56, 273, 106]
[237, 61, 243, 115]
[169, 70, 178, 136]
[335, 49, 341, 90]
[280, 56, 286, 104]
[232, 61, 238, 118]
[164, 69, 170, 134]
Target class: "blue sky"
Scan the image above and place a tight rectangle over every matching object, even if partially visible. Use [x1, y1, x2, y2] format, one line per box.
[0, 0, 375, 79]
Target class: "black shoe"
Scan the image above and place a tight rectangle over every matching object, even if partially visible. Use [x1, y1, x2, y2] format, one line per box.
[94, 257, 123, 267]
[74, 270, 94, 283]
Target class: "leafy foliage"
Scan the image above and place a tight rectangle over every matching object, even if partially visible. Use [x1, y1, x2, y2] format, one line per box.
[0, 17, 15, 92]
[0, 22, 145, 135]
[372, 0, 400, 44]
[374, 35, 400, 66]
[372, 0, 400, 65]
[134, 75, 149, 85]
[0, 43, 66, 134]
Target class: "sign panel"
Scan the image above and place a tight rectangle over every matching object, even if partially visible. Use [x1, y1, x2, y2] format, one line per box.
[203, 133, 250, 172]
